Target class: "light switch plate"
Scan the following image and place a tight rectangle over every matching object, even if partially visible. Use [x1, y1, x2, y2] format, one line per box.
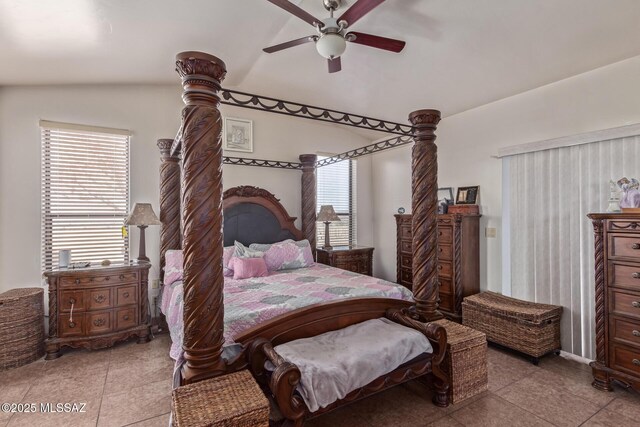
[151, 279, 160, 289]
[485, 227, 497, 238]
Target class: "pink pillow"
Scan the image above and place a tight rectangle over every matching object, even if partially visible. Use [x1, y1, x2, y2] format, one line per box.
[229, 257, 269, 280]
[164, 250, 183, 286]
[223, 246, 235, 277]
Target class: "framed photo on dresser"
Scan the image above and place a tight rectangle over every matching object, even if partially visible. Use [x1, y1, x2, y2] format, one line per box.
[456, 186, 479, 204]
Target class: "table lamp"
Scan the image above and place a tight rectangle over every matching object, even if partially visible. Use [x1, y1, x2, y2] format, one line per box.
[125, 203, 162, 262]
[317, 205, 341, 250]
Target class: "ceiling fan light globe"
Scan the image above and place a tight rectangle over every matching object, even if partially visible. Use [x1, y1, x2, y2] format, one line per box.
[315, 33, 346, 59]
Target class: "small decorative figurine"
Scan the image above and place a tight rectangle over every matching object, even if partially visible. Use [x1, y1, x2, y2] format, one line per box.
[397, 207, 405, 214]
[617, 177, 640, 211]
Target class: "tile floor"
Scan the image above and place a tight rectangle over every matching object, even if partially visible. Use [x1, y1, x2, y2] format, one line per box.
[0, 333, 638, 426]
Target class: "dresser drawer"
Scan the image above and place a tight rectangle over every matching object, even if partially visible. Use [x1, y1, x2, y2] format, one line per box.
[608, 221, 640, 233]
[609, 289, 640, 320]
[400, 240, 412, 254]
[87, 311, 112, 335]
[610, 263, 640, 291]
[609, 344, 640, 377]
[609, 234, 640, 260]
[116, 307, 138, 330]
[60, 271, 138, 288]
[60, 290, 85, 313]
[400, 268, 412, 285]
[400, 254, 412, 269]
[88, 288, 112, 310]
[58, 314, 85, 337]
[439, 277, 452, 294]
[116, 285, 138, 306]
[439, 292, 454, 312]
[400, 224, 412, 241]
[437, 261, 452, 277]
[437, 226, 453, 243]
[610, 316, 640, 347]
[437, 244, 452, 261]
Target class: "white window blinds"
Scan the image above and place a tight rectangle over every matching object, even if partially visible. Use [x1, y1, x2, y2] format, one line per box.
[316, 157, 356, 246]
[41, 121, 130, 271]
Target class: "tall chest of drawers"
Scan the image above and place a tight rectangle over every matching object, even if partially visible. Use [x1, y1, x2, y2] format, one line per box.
[44, 263, 151, 359]
[588, 213, 640, 392]
[395, 213, 480, 321]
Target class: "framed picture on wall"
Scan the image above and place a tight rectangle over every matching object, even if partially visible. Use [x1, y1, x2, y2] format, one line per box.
[223, 117, 253, 153]
[456, 186, 479, 204]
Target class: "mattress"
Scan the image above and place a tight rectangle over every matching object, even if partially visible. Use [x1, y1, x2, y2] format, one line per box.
[161, 263, 414, 361]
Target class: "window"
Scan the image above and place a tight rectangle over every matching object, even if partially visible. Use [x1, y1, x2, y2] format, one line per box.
[41, 121, 130, 271]
[316, 156, 356, 246]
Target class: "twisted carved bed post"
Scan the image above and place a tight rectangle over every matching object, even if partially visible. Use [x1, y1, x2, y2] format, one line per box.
[157, 139, 181, 283]
[175, 51, 228, 384]
[300, 154, 318, 251]
[409, 109, 443, 322]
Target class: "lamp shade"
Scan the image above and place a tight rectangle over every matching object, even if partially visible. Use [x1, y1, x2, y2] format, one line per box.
[125, 203, 162, 226]
[317, 205, 341, 222]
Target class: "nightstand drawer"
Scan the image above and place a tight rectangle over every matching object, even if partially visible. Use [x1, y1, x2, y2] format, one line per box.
[116, 285, 137, 306]
[60, 290, 85, 313]
[60, 271, 138, 288]
[116, 307, 138, 330]
[88, 288, 112, 310]
[400, 240, 412, 254]
[58, 315, 85, 337]
[439, 277, 452, 294]
[439, 292, 454, 312]
[87, 311, 112, 335]
[400, 255, 412, 269]
[400, 224, 412, 240]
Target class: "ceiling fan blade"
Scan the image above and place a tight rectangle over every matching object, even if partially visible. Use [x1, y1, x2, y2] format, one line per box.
[265, 0, 324, 27]
[337, 0, 386, 27]
[347, 31, 405, 53]
[328, 57, 342, 73]
[263, 36, 315, 53]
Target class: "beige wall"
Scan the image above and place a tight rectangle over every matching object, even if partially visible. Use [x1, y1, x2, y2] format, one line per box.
[0, 84, 372, 297]
[372, 55, 640, 292]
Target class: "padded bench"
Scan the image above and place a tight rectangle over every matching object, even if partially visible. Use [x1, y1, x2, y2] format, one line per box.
[249, 308, 449, 427]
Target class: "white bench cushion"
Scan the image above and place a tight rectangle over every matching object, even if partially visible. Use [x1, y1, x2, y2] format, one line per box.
[274, 317, 432, 412]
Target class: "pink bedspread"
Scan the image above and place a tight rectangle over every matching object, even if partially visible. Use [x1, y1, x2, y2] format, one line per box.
[161, 263, 413, 360]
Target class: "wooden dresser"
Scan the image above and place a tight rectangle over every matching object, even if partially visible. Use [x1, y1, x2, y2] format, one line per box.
[588, 213, 640, 392]
[44, 263, 151, 359]
[316, 246, 374, 276]
[395, 213, 480, 321]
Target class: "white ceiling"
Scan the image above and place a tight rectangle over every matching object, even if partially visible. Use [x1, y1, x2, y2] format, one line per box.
[1, 0, 640, 120]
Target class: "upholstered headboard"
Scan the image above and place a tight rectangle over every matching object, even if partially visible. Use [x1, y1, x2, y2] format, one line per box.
[222, 186, 303, 247]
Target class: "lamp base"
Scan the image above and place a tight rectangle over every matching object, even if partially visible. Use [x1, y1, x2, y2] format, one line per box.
[323, 221, 332, 250]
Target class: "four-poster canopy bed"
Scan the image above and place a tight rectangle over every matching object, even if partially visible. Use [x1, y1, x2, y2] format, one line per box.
[159, 50, 448, 422]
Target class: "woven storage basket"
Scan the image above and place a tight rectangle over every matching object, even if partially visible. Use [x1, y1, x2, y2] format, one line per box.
[172, 369, 269, 427]
[434, 319, 488, 404]
[462, 291, 562, 358]
[0, 288, 45, 371]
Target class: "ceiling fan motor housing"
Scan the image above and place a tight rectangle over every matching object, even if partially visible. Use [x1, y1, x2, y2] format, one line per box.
[323, 0, 341, 12]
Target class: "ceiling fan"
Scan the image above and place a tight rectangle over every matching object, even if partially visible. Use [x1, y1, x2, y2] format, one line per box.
[263, 0, 406, 73]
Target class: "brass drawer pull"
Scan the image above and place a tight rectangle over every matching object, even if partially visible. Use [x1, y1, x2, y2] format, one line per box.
[68, 321, 76, 328]
[68, 297, 76, 305]
[633, 330, 640, 337]
[123, 292, 130, 298]
[123, 315, 130, 321]
[94, 294, 106, 303]
[633, 359, 640, 366]
[119, 274, 125, 280]
[75, 279, 80, 284]
[104, 276, 110, 281]
[633, 301, 640, 308]
[633, 243, 640, 250]
[93, 318, 106, 327]
[437, 265, 443, 270]
[633, 272, 640, 279]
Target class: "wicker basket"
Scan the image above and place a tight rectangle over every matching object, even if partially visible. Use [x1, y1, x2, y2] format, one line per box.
[172, 369, 269, 427]
[462, 291, 562, 359]
[434, 319, 488, 404]
[0, 288, 45, 371]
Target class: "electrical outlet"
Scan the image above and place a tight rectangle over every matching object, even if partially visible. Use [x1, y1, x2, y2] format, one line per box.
[485, 227, 497, 238]
[151, 279, 160, 289]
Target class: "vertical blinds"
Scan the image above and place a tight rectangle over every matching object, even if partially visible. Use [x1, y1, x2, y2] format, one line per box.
[41, 122, 130, 271]
[316, 156, 356, 246]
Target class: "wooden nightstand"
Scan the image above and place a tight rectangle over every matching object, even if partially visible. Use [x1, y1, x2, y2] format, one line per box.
[44, 263, 151, 359]
[316, 246, 374, 276]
